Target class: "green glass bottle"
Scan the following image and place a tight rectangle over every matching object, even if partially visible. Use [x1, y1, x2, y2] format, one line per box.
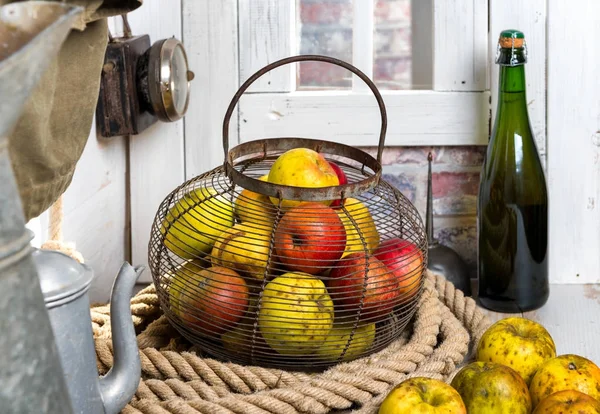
[477, 30, 549, 312]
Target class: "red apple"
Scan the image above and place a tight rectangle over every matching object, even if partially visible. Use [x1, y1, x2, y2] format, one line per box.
[274, 202, 346, 274]
[373, 238, 424, 302]
[327, 252, 401, 322]
[328, 161, 347, 208]
[169, 263, 249, 336]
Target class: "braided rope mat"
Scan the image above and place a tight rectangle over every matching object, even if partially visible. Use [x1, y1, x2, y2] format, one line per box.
[91, 271, 491, 414]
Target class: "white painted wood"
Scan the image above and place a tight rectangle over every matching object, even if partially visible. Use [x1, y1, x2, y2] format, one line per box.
[60, 122, 128, 303]
[352, 0, 374, 91]
[182, 0, 239, 178]
[489, 0, 547, 164]
[239, 90, 490, 146]
[433, 0, 488, 91]
[480, 284, 600, 363]
[547, 0, 600, 284]
[238, 0, 293, 92]
[126, 0, 186, 283]
[25, 215, 45, 249]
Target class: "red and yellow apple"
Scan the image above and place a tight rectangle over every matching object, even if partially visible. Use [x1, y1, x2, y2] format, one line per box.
[529, 354, 600, 407]
[273, 202, 346, 274]
[327, 252, 401, 323]
[267, 148, 339, 209]
[211, 222, 272, 280]
[451, 361, 532, 413]
[336, 197, 380, 258]
[234, 174, 275, 227]
[476, 317, 556, 385]
[533, 390, 600, 413]
[379, 377, 466, 414]
[168, 263, 249, 336]
[328, 161, 347, 207]
[373, 238, 424, 302]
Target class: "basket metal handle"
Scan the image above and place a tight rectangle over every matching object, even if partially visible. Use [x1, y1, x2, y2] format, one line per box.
[222, 55, 388, 165]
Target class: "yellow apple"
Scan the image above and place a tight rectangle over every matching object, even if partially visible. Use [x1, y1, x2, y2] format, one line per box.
[533, 390, 600, 413]
[529, 354, 600, 407]
[234, 174, 275, 226]
[161, 187, 235, 259]
[315, 321, 375, 361]
[211, 222, 272, 280]
[379, 377, 466, 414]
[336, 197, 380, 258]
[258, 272, 334, 355]
[476, 317, 556, 385]
[451, 361, 532, 413]
[267, 148, 339, 209]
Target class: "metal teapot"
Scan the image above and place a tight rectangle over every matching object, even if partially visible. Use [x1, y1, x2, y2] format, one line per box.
[34, 250, 143, 414]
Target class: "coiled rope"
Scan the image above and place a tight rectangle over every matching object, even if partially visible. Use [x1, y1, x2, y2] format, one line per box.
[92, 271, 490, 414]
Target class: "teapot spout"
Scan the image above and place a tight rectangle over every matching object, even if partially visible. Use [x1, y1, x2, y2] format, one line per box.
[99, 263, 143, 414]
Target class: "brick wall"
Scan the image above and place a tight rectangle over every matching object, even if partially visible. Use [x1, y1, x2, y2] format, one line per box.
[363, 146, 486, 276]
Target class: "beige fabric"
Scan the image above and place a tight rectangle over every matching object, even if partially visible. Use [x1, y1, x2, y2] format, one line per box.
[5, 0, 142, 221]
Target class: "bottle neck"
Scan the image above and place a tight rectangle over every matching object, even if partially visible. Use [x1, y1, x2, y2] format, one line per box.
[496, 60, 528, 118]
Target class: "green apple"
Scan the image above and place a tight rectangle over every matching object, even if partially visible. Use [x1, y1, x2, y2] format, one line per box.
[258, 272, 334, 355]
[315, 321, 375, 361]
[161, 187, 234, 259]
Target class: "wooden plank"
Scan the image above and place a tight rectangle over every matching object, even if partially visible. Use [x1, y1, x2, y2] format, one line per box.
[182, 0, 239, 178]
[489, 0, 547, 165]
[352, 0, 374, 91]
[479, 284, 600, 364]
[239, 91, 490, 146]
[238, 0, 293, 92]
[60, 123, 128, 303]
[126, 0, 186, 283]
[547, 0, 600, 284]
[433, 0, 488, 91]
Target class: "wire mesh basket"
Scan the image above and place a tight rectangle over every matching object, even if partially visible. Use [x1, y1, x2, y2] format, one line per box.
[148, 55, 428, 370]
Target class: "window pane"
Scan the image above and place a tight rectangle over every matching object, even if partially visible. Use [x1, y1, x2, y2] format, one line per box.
[373, 0, 412, 90]
[296, 0, 353, 90]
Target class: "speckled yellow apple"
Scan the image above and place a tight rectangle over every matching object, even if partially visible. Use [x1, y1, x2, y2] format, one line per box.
[211, 222, 272, 280]
[336, 197, 380, 258]
[379, 377, 467, 414]
[451, 361, 532, 414]
[315, 321, 375, 361]
[476, 317, 556, 385]
[161, 187, 234, 259]
[258, 272, 334, 355]
[533, 390, 600, 413]
[234, 175, 275, 227]
[267, 148, 339, 209]
[529, 354, 600, 407]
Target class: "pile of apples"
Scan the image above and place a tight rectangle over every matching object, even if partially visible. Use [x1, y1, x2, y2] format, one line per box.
[378, 316, 600, 413]
[160, 147, 425, 360]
